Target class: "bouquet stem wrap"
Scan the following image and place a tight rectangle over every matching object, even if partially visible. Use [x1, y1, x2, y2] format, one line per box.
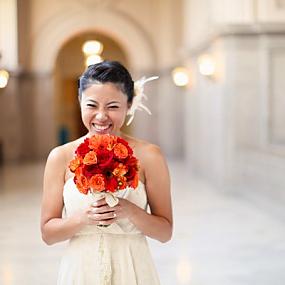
[91, 189, 119, 208]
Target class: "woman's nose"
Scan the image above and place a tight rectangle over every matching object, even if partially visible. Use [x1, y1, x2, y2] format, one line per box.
[95, 110, 108, 121]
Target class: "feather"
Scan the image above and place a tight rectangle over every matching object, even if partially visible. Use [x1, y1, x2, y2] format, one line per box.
[126, 76, 159, 126]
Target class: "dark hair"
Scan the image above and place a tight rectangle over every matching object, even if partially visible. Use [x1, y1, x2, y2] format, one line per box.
[78, 60, 134, 103]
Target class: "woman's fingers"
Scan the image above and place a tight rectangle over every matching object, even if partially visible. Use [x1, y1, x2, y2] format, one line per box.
[88, 211, 117, 221]
[96, 218, 116, 226]
[90, 205, 114, 214]
[91, 198, 107, 207]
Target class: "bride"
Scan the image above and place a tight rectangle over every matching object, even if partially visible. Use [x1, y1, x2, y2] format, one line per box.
[40, 60, 173, 284]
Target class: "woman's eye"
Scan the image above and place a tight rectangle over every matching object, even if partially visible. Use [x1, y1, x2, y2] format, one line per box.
[87, 104, 96, 107]
[109, 106, 119, 109]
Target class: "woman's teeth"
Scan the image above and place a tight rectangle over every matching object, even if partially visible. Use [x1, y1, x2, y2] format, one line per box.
[93, 124, 111, 131]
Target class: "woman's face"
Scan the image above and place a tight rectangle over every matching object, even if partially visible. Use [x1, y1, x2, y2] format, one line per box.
[80, 83, 129, 136]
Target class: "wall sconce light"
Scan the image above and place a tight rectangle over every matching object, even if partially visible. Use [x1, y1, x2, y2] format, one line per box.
[0, 70, 9, 88]
[0, 53, 9, 89]
[171, 67, 190, 87]
[82, 40, 103, 55]
[198, 54, 216, 79]
[82, 40, 104, 68]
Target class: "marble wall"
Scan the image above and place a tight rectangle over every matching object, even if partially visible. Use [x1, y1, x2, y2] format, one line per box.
[183, 0, 285, 207]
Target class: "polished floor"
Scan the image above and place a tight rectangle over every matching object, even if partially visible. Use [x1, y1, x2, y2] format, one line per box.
[0, 161, 284, 285]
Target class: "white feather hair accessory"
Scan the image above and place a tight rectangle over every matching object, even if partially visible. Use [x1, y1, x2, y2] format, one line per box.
[126, 76, 159, 126]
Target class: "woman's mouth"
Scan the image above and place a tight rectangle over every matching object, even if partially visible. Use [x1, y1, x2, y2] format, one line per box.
[92, 123, 112, 133]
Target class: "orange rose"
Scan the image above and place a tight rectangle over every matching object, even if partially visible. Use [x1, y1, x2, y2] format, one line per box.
[113, 163, 127, 177]
[69, 157, 82, 172]
[113, 143, 128, 159]
[75, 172, 89, 195]
[83, 151, 97, 165]
[89, 135, 102, 150]
[89, 134, 117, 151]
[103, 135, 117, 151]
[90, 174, 105, 192]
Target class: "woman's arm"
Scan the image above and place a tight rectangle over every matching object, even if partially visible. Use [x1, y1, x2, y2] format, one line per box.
[41, 147, 84, 245]
[41, 146, 116, 245]
[113, 144, 173, 243]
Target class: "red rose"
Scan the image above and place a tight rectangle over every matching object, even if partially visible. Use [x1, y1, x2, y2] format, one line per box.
[83, 164, 100, 179]
[125, 166, 136, 180]
[97, 150, 114, 168]
[105, 176, 118, 192]
[125, 156, 139, 169]
[76, 139, 90, 157]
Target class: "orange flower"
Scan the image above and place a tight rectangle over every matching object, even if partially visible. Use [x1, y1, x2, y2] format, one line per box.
[83, 151, 97, 165]
[90, 174, 105, 192]
[89, 134, 117, 151]
[117, 176, 127, 190]
[69, 157, 82, 172]
[113, 143, 128, 159]
[113, 163, 127, 177]
[130, 173, 139, 189]
[75, 171, 89, 195]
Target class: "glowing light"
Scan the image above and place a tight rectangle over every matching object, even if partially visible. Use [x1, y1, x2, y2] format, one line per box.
[176, 258, 192, 284]
[198, 54, 216, 77]
[85, 55, 103, 67]
[0, 69, 9, 88]
[1, 263, 13, 284]
[172, 67, 190, 87]
[82, 40, 103, 55]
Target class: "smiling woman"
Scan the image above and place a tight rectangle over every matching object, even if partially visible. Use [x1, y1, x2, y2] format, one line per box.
[80, 83, 129, 135]
[40, 60, 173, 285]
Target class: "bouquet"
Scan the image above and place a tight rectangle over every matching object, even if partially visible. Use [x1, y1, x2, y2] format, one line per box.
[69, 134, 139, 208]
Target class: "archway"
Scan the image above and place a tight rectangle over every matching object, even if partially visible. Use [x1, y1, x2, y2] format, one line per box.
[31, 8, 156, 73]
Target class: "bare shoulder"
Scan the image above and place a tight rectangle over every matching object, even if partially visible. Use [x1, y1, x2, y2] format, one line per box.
[122, 134, 168, 181]
[122, 134, 164, 161]
[47, 140, 74, 164]
[45, 137, 85, 179]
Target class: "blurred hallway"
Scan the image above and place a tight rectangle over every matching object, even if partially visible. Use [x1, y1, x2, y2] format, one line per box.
[0, 161, 284, 285]
[1, 1, 285, 284]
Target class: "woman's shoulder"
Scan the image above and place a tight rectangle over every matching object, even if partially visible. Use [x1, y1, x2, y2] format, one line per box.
[122, 134, 165, 162]
[47, 137, 85, 163]
[45, 137, 86, 181]
[124, 135, 169, 186]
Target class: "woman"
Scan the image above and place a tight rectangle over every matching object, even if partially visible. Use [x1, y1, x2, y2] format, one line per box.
[41, 61, 173, 284]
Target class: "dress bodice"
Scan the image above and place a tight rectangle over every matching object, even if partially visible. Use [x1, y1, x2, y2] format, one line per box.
[63, 178, 148, 236]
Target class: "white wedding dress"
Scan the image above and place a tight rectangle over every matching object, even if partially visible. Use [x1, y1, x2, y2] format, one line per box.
[57, 178, 160, 285]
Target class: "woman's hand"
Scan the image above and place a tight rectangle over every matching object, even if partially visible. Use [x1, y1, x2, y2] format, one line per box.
[77, 197, 137, 227]
[112, 197, 137, 220]
[80, 198, 117, 226]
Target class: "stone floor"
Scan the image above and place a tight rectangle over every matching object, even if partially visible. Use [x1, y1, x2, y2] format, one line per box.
[0, 160, 284, 285]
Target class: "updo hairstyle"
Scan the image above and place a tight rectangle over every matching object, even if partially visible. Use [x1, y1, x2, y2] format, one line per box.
[78, 60, 134, 103]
